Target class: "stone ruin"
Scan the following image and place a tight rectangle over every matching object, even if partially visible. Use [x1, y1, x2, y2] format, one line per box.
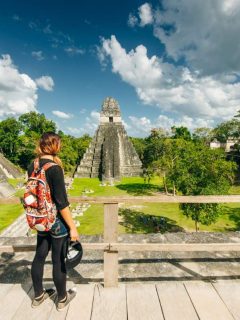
[0, 153, 23, 198]
[75, 97, 142, 181]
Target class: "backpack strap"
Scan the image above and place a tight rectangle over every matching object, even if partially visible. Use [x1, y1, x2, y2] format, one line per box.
[42, 162, 58, 171]
[33, 158, 40, 173]
[32, 158, 58, 176]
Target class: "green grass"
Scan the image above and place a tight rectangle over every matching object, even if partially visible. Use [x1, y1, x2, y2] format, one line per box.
[68, 176, 163, 197]
[7, 178, 25, 197]
[68, 177, 240, 235]
[1, 176, 239, 235]
[0, 204, 24, 233]
[74, 202, 239, 235]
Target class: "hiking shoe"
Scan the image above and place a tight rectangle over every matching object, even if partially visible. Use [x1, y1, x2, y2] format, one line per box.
[56, 288, 77, 311]
[31, 288, 56, 308]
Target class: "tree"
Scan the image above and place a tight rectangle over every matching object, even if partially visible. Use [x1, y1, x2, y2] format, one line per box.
[192, 127, 214, 144]
[143, 132, 165, 167]
[147, 138, 189, 195]
[0, 117, 22, 163]
[19, 112, 56, 136]
[173, 143, 237, 231]
[171, 126, 192, 140]
[180, 203, 223, 232]
[17, 132, 40, 169]
[59, 134, 92, 174]
[130, 137, 146, 162]
[212, 119, 240, 142]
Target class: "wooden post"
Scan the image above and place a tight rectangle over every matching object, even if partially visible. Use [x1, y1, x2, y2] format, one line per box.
[104, 203, 119, 287]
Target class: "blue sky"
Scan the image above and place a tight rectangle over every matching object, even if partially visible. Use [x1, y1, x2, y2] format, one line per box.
[1, 0, 240, 137]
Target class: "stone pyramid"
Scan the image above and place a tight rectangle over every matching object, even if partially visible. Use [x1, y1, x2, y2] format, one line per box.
[0, 153, 22, 180]
[0, 153, 23, 198]
[75, 97, 142, 180]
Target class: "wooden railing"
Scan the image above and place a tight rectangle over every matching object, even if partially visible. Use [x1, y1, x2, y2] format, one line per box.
[1, 195, 240, 287]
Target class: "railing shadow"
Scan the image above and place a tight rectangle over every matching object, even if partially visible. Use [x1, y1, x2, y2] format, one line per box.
[1, 251, 240, 285]
[119, 208, 185, 233]
[116, 183, 163, 195]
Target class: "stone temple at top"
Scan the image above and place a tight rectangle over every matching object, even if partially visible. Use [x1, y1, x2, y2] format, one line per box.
[74, 97, 142, 180]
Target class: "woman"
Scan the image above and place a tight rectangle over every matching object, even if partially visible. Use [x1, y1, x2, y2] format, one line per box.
[27, 132, 79, 311]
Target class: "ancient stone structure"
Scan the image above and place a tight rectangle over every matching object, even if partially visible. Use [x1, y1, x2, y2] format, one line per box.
[210, 138, 240, 152]
[0, 153, 22, 198]
[75, 97, 142, 180]
[0, 153, 22, 180]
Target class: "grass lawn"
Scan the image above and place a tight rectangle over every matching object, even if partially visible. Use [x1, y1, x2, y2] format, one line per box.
[1, 176, 239, 235]
[73, 202, 239, 235]
[68, 176, 163, 197]
[0, 204, 24, 233]
[68, 177, 240, 235]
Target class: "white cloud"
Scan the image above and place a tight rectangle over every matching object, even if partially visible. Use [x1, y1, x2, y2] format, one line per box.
[128, 13, 138, 27]
[140, 0, 240, 76]
[67, 127, 83, 135]
[64, 47, 85, 56]
[139, 3, 153, 26]
[82, 111, 100, 135]
[128, 114, 215, 137]
[99, 35, 240, 124]
[35, 76, 54, 91]
[32, 51, 44, 61]
[52, 110, 72, 119]
[128, 3, 153, 28]
[0, 54, 38, 117]
[66, 111, 100, 136]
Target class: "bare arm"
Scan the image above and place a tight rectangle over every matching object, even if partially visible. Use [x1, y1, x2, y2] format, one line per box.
[60, 206, 80, 241]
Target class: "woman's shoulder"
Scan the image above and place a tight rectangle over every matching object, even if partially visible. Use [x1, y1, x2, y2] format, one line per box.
[44, 162, 64, 177]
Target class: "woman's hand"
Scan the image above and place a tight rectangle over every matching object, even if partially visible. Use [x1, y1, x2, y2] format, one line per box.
[70, 226, 80, 242]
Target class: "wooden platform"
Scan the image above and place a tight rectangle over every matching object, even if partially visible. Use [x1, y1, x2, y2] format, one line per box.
[1, 280, 239, 320]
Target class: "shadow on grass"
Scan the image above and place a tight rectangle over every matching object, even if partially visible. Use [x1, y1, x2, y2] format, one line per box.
[119, 208, 185, 233]
[116, 183, 164, 196]
[222, 205, 240, 231]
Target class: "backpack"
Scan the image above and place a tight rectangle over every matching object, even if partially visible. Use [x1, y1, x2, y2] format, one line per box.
[22, 158, 58, 232]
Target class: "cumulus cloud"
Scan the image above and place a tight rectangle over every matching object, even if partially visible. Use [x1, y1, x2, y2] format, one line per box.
[0, 54, 38, 117]
[133, 0, 240, 76]
[66, 111, 100, 136]
[35, 76, 54, 91]
[83, 111, 100, 134]
[67, 127, 83, 135]
[128, 3, 153, 28]
[128, 114, 215, 137]
[32, 50, 44, 61]
[139, 3, 153, 26]
[99, 35, 240, 124]
[52, 110, 72, 119]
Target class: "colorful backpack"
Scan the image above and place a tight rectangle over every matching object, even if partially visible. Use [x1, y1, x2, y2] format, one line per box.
[23, 158, 58, 232]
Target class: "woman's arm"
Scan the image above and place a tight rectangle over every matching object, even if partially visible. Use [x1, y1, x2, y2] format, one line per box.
[60, 206, 80, 241]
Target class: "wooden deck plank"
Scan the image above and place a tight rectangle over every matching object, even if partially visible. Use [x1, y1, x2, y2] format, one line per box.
[66, 284, 95, 320]
[91, 283, 127, 320]
[48, 298, 68, 320]
[0, 283, 14, 302]
[127, 284, 164, 320]
[48, 281, 76, 319]
[12, 283, 56, 320]
[184, 281, 234, 320]
[156, 282, 198, 320]
[213, 280, 240, 320]
[0, 283, 32, 320]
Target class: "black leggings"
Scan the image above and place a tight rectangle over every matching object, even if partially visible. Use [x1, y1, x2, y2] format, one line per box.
[31, 234, 68, 300]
